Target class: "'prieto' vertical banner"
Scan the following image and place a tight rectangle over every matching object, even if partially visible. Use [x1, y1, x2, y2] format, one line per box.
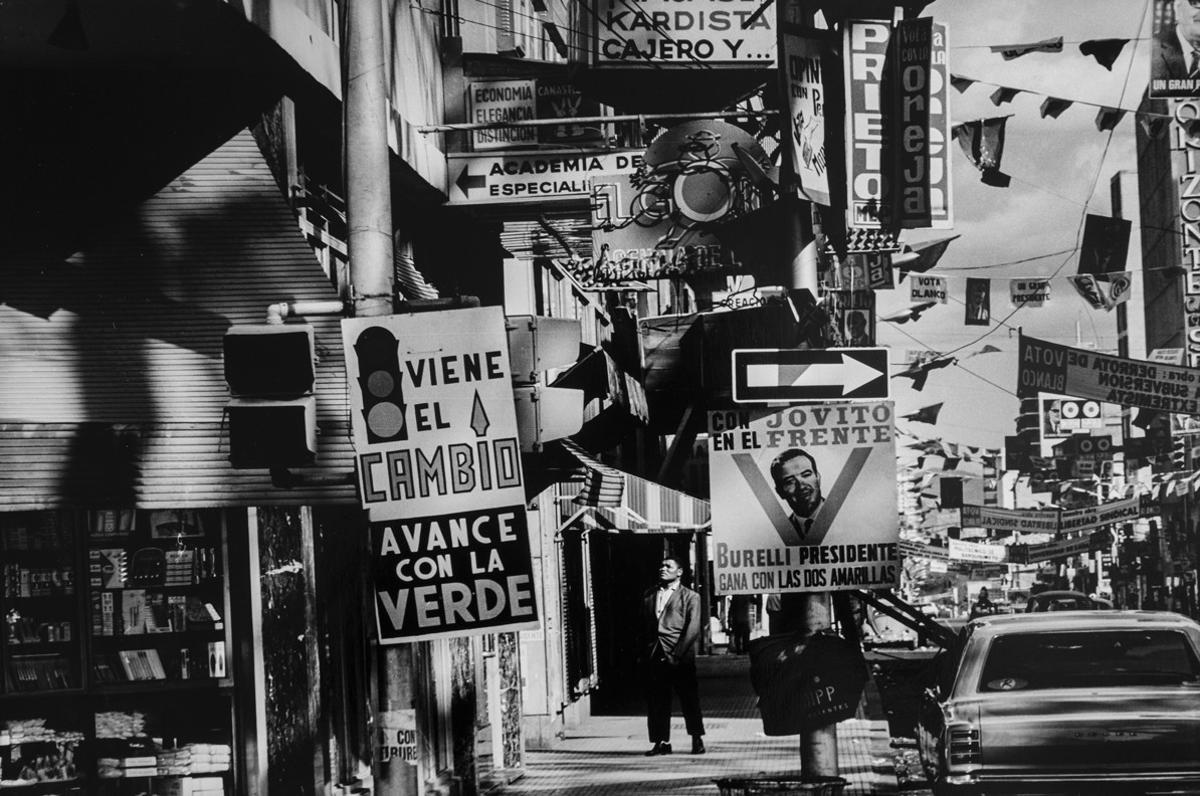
[843, 19, 892, 229]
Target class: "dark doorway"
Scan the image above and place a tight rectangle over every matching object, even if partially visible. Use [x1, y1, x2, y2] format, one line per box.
[588, 531, 695, 715]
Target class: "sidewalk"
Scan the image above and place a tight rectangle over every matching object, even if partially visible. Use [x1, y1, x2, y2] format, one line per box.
[501, 655, 899, 796]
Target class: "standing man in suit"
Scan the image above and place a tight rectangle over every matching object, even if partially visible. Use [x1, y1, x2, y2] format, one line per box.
[641, 555, 705, 756]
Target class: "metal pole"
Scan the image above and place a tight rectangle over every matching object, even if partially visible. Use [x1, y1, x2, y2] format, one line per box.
[347, 0, 395, 318]
[778, 0, 836, 780]
[415, 108, 778, 134]
[345, 1, 412, 794]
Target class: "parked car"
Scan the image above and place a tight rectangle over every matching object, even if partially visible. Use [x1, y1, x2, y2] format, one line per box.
[1024, 589, 1109, 613]
[917, 611, 1200, 794]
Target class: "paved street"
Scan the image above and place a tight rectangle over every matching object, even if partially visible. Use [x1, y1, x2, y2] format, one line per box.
[501, 655, 900, 795]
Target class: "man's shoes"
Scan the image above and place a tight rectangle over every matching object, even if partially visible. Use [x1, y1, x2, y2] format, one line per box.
[645, 742, 672, 756]
[691, 737, 706, 755]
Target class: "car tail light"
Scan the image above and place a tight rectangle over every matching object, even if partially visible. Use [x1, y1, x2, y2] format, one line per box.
[947, 723, 981, 773]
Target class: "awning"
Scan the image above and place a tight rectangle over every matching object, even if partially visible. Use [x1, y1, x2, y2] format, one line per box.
[552, 345, 649, 424]
[559, 439, 710, 533]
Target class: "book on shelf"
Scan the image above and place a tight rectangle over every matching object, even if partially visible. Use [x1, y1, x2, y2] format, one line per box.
[122, 589, 148, 634]
[117, 649, 166, 681]
[6, 654, 72, 691]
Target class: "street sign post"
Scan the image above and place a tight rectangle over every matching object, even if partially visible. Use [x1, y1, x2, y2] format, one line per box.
[446, 149, 644, 204]
[732, 348, 889, 403]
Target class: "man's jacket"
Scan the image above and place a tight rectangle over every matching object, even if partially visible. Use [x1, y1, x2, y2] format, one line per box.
[643, 584, 702, 663]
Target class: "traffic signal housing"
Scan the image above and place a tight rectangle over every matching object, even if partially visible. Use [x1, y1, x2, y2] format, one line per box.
[351, 325, 408, 444]
[223, 324, 317, 469]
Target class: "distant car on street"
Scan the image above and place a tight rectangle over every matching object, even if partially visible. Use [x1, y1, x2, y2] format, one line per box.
[1024, 589, 1110, 613]
[917, 611, 1200, 795]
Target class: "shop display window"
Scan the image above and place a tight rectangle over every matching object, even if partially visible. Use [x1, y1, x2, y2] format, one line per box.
[0, 510, 237, 795]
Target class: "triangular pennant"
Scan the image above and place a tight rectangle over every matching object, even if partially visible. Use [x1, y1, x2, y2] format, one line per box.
[990, 36, 1063, 60]
[950, 74, 975, 93]
[1039, 97, 1073, 119]
[964, 344, 1002, 358]
[954, 117, 1012, 187]
[989, 86, 1021, 106]
[1079, 38, 1128, 70]
[902, 403, 944, 424]
[1140, 115, 1169, 139]
[1095, 106, 1126, 132]
[1067, 274, 1112, 310]
[893, 234, 959, 279]
[1097, 271, 1133, 308]
[880, 301, 938, 324]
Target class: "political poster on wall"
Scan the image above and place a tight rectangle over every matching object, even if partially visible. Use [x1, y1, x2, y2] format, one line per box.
[1150, 0, 1200, 99]
[781, 26, 830, 205]
[707, 402, 900, 594]
[594, 0, 775, 64]
[341, 307, 538, 643]
[1018, 333, 1200, 416]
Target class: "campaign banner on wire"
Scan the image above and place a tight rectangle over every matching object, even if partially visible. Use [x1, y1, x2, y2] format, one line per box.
[1018, 333, 1200, 416]
[341, 307, 538, 643]
[961, 504, 1060, 534]
[1010, 530, 1111, 565]
[707, 402, 900, 594]
[1058, 495, 1140, 534]
[948, 538, 1008, 564]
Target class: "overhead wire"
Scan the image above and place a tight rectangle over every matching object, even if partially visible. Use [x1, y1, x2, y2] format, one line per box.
[882, 0, 1152, 389]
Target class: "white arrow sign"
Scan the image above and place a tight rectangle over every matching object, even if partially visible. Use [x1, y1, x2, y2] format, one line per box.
[745, 354, 884, 395]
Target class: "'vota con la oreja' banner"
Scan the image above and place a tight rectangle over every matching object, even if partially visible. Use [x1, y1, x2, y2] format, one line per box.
[843, 19, 893, 229]
[893, 18, 952, 229]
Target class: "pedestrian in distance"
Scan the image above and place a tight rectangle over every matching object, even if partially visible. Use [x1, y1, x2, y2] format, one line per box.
[969, 587, 995, 619]
[727, 593, 756, 654]
[641, 555, 706, 756]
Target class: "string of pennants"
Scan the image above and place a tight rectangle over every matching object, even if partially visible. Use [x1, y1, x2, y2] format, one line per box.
[949, 41, 1174, 187]
[856, 212, 1137, 331]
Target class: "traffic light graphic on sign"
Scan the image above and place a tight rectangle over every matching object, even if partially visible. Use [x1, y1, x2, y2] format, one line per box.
[354, 326, 407, 444]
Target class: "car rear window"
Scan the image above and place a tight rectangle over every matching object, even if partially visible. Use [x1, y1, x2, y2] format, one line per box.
[978, 629, 1200, 692]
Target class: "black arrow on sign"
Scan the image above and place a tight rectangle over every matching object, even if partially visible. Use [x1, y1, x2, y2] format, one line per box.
[456, 165, 486, 197]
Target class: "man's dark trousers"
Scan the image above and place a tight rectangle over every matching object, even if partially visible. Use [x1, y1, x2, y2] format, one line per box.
[645, 652, 704, 742]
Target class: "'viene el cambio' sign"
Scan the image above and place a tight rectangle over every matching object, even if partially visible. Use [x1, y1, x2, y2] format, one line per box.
[341, 307, 538, 643]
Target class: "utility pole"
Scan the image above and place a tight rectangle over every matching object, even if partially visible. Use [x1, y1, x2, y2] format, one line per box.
[776, 0, 837, 782]
[345, 1, 418, 794]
